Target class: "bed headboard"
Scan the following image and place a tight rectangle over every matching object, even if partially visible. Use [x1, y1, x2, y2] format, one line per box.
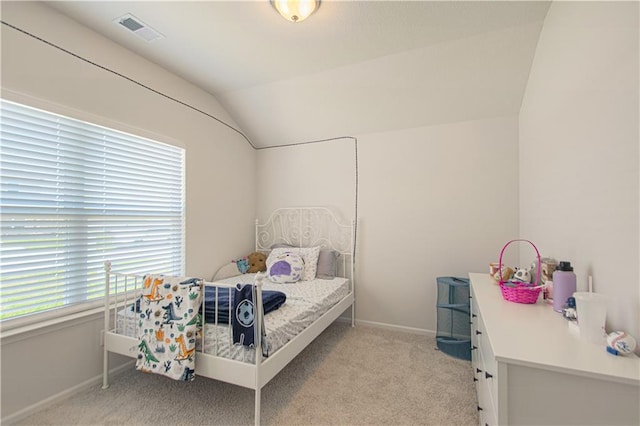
[255, 207, 355, 280]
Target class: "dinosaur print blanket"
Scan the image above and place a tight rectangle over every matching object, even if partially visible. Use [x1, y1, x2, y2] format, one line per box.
[135, 275, 203, 381]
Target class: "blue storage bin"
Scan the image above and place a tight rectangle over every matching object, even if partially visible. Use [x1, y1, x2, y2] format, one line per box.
[436, 276, 471, 360]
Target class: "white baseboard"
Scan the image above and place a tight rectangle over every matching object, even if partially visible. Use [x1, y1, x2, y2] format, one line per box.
[335, 316, 437, 337]
[1, 361, 134, 425]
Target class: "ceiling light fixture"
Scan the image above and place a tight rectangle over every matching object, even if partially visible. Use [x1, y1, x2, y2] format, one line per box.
[271, 0, 320, 23]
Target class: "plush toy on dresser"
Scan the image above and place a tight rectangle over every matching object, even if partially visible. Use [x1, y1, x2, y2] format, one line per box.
[512, 266, 532, 283]
[540, 257, 557, 300]
[492, 266, 514, 282]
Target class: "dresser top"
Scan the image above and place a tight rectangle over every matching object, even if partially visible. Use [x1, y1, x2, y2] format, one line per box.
[469, 273, 640, 386]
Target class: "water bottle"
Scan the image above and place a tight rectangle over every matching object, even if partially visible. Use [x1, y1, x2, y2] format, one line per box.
[552, 261, 576, 312]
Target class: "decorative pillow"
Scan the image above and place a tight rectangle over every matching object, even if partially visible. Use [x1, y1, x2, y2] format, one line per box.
[316, 249, 340, 279]
[268, 246, 320, 281]
[266, 251, 304, 283]
[270, 243, 294, 249]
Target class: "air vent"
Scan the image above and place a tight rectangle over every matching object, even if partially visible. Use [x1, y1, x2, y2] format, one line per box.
[113, 13, 164, 43]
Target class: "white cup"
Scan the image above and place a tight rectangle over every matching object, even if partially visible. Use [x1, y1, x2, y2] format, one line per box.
[573, 292, 608, 344]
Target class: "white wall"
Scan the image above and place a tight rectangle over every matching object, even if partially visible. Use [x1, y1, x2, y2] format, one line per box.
[0, 2, 256, 421]
[256, 138, 357, 221]
[258, 116, 520, 332]
[519, 1, 639, 338]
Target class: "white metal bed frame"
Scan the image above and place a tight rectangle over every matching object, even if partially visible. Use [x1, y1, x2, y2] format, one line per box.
[101, 207, 355, 425]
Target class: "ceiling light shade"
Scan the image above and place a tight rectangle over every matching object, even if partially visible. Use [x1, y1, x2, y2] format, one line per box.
[271, 0, 320, 23]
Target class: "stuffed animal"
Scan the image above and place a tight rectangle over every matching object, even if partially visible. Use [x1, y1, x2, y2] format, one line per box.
[512, 266, 532, 284]
[233, 257, 250, 274]
[492, 266, 514, 283]
[540, 258, 557, 284]
[247, 251, 267, 273]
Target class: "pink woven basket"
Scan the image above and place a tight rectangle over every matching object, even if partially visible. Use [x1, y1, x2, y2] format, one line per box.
[498, 239, 542, 304]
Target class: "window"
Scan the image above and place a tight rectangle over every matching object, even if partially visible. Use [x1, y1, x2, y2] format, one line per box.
[0, 99, 185, 323]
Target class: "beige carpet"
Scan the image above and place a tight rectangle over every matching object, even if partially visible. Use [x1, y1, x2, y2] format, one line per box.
[16, 322, 478, 425]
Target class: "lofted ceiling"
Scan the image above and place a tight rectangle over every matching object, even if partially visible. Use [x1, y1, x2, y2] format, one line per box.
[45, 1, 551, 148]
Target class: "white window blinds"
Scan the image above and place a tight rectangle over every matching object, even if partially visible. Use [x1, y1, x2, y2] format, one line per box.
[1, 99, 185, 322]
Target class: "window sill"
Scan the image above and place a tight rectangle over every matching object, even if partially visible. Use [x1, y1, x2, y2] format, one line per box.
[0, 306, 105, 344]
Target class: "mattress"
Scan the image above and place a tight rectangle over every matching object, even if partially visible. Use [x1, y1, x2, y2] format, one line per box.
[116, 273, 350, 363]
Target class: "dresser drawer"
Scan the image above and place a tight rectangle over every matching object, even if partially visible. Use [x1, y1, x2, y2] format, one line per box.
[475, 349, 497, 425]
[471, 287, 499, 425]
[470, 290, 480, 361]
[475, 311, 497, 379]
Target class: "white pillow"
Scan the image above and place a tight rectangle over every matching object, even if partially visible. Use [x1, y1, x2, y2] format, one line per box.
[268, 246, 320, 281]
[266, 251, 304, 283]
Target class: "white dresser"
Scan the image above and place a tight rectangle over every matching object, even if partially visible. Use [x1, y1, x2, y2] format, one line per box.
[469, 273, 640, 426]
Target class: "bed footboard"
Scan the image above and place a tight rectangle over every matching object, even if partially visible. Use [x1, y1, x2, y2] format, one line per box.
[102, 266, 267, 388]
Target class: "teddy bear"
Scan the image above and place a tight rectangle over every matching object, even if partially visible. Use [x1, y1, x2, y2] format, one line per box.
[247, 251, 267, 273]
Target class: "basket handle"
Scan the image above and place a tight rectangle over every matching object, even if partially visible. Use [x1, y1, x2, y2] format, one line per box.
[498, 239, 542, 286]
